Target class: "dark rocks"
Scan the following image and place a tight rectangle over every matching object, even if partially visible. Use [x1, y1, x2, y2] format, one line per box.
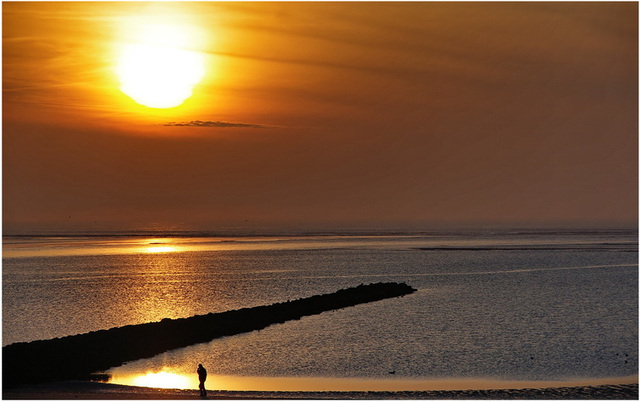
[3, 282, 416, 388]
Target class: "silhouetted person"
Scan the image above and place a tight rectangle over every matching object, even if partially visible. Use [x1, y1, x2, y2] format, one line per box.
[197, 364, 207, 397]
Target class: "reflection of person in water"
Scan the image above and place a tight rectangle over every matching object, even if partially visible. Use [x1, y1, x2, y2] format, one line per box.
[197, 364, 207, 397]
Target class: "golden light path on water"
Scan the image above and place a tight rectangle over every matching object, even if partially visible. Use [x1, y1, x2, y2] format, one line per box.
[145, 245, 177, 253]
[120, 371, 192, 389]
[108, 371, 638, 392]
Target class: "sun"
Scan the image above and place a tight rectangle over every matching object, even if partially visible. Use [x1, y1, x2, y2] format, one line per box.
[117, 23, 205, 109]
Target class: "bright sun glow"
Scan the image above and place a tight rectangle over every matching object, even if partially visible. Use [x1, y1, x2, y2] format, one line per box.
[117, 23, 205, 109]
[130, 371, 192, 389]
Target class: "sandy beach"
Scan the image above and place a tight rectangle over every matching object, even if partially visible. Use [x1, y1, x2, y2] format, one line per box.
[3, 380, 638, 400]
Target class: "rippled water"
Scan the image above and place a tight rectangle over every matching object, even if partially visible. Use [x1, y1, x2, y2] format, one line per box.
[3, 230, 638, 390]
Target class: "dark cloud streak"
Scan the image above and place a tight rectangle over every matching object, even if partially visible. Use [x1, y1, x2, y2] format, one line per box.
[163, 120, 266, 128]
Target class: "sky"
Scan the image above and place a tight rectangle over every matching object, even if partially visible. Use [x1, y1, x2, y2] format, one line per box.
[3, 2, 638, 234]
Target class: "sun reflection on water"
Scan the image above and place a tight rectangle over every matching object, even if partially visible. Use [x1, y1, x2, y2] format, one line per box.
[113, 370, 195, 390]
[142, 238, 178, 254]
[145, 245, 177, 253]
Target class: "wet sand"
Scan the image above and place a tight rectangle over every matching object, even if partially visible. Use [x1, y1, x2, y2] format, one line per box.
[3, 381, 638, 400]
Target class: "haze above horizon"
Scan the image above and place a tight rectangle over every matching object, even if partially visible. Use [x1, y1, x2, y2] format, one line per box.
[3, 2, 637, 233]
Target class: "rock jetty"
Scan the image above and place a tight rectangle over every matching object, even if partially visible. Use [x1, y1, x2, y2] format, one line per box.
[3, 282, 416, 388]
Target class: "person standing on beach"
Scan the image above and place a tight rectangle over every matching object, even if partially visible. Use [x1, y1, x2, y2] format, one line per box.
[197, 364, 207, 397]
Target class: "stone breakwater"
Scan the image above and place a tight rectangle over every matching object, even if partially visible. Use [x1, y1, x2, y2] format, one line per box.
[3, 282, 416, 388]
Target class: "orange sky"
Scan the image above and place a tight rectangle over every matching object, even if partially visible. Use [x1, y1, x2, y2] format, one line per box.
[3, 2, 638, 233]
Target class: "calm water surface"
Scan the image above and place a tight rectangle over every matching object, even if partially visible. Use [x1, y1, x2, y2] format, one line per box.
[3, 230, 638, 390]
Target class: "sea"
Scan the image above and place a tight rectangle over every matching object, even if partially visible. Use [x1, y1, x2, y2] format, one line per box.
[2, 229, 638, 391]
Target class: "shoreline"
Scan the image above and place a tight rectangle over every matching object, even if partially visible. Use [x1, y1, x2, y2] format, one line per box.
[106, 374, 640, 393]
[3, 380, 638, 400]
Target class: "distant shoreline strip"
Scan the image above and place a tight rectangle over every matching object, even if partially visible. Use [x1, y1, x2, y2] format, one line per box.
[416, 245, 637, 251]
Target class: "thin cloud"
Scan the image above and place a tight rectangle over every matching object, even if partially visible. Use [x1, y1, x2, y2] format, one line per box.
[163, 120, 266, 128]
